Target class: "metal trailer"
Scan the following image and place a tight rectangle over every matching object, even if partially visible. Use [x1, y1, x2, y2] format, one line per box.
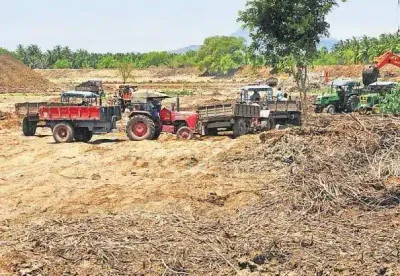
[197, 101, 301, 137]
[197, 103, 261, 137]
[20, 91, 121, 143]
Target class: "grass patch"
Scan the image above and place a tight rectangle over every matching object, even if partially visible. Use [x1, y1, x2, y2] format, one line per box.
[161, 89, 193, 96]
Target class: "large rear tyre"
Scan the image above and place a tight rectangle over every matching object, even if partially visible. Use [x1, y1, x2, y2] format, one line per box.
[150, 121, 162, 140]
[233, 118, 248, 138]
[74, 128, 93, 142]
[346, 95, 360, 112]
[53, 123, 74, 143]
[126, 115, 155, 141]
[176, 126, 194, 140]
[22, 117, 37, 136]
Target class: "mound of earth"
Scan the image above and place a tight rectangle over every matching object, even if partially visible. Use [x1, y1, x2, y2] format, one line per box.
[0, 54, 57, 93]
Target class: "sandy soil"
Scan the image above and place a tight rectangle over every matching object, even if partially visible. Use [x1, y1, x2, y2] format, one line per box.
[1, 70, 399, 275]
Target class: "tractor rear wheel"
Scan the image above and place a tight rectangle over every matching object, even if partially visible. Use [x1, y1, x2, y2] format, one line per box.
[74, 128, 93, 142]
[53, 123, 74, 143]
[150, 121, 162, 140]
[326, 105, 336, 115]
[126, 115, 155, 141]
[346, 95, 360, 112]
[22, 117, 37, 136]
[233, 118, 247, 138]
[176, 126, 194, 140]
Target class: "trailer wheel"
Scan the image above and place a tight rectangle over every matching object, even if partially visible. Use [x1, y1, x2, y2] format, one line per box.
[22, 117, 37, 136]
[74, 128, 93, 142]
[267, 116, 276, 130]
[126, 115, 155, 141]
[233, 118, 247, 138]
[53, 123, 74, 143]
[176, 126, 194, 140]
[205, 128, 218, 136]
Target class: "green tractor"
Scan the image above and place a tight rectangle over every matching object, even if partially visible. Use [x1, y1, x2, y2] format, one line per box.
[314, 80, 362, 114]
[357, 82, 397, 115]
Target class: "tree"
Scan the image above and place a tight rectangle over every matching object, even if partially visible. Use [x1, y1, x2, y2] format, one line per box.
[53, 59, 72, 69]
[381, 85, 400, 114]
[238, 0, 346, 122]
[197, 36, 246, 74]
[97, 55, 118, 69]
[118, 61, 134, 84]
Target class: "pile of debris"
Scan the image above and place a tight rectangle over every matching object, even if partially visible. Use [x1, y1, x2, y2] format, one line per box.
[220, 114, 400, 212]
[0, 54, 56, 93]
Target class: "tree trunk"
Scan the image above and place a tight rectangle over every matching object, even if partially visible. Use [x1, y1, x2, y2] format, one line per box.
[293, 65, 308, 126]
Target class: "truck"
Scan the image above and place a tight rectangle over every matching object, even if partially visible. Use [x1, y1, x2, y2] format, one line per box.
[20, 91, 121, 143]
[197, 85, 301, 137]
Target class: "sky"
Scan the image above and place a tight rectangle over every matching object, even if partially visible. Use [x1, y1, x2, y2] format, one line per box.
[0, 0, 399, 53]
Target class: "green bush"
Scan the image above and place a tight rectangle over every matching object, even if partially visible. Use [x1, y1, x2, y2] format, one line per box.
[52, 59, 72, 69]
[380, 85, 400, 114]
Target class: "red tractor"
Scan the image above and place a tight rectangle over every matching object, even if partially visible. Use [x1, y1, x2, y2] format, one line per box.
[125, 92, 199, 141]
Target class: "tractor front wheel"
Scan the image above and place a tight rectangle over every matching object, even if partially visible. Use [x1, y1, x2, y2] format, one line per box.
[176, 126, 194, 140]
[126, 115, 156, 141]
[326, 105, 336, 115]
[358, 107, 368, 115]
[314, 106, 323, 113]
[53, 123, 74, 143]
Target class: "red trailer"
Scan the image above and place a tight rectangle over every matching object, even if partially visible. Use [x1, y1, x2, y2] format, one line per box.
[22, 91, 121, 143]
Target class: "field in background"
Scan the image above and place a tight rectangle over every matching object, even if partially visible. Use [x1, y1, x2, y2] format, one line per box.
[0, 66, 400, 275]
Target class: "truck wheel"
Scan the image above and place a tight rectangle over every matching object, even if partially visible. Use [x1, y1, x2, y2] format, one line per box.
[346, 95, 360, 112]
[326, 105, 336, 115]
[74, 128, 93, 142]
[53, 123, 74, 143]
[233, 118, 247, 138]
[22, 117, 37, 136]
[126, 115, 155, 141]
[176, 126, 194, 140]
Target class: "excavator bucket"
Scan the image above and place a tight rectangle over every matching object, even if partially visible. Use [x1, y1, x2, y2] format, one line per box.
[362, 65, 379, 87]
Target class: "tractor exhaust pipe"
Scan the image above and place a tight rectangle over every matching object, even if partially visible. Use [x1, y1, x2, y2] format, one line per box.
[176, 96, 180, 112]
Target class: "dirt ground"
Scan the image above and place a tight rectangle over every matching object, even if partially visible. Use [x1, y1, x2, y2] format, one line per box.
[0, 69, 399, 275]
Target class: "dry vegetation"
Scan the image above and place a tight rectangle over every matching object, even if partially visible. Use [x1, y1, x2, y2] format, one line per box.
[0, 67, 400, 275]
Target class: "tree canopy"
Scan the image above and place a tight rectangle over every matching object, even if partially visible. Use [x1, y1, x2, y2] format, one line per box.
[238, 0, 345, 121]
[197, 36, 246, 74]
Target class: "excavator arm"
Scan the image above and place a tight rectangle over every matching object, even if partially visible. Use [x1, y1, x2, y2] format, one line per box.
[362, 52, 400, 86]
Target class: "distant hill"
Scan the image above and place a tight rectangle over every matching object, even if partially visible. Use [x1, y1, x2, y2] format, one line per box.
[169, 45, 201, 54]
[169, 29, 338, 54]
